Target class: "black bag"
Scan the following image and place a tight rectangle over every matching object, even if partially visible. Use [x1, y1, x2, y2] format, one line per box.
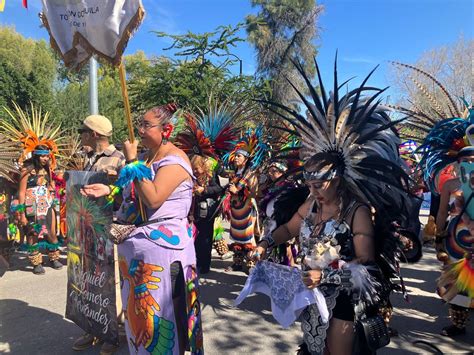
[356, 315, 390, 351]
[198, 198, 217, 220]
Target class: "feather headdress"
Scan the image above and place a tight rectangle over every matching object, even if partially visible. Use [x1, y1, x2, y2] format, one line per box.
[261, 57, 411, 216]
[391, 61, 468, 143]
[0, 133, 20, 182]
[391, 62, 474, 192]
[0, 102, 64, 170]
[270, 135, 304, 175]
[417, 111, 473, 192]
[175, 112, 216, 157]
[175, 96, 249, 159]
[58, 133, 86, 171]
[224, 125, 271, 170]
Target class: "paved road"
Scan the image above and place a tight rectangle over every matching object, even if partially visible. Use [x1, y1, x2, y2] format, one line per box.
[0, 246, 473, 354]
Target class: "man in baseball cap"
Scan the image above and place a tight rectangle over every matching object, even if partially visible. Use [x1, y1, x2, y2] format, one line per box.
[79, 115, 124, 175]
[81, 114, 113, 137]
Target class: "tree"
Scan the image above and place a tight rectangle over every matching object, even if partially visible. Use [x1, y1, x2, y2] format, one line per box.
[53, 62, 128, 143]
[246, 0, 322, 111]
[154, 23, 245, 77]
[389, 36, 473, 116]
[0, 61, 35, 109]
[128, 25, 270, 116]
[0, 26, 57, 113]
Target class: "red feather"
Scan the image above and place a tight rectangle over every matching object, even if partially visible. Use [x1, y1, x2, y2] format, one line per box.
[175, 113, 216, 157]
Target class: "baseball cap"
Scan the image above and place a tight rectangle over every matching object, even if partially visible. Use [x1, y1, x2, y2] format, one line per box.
[82, 115, 113, 137]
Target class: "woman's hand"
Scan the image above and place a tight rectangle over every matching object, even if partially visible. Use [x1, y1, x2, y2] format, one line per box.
[123, 139, 139, 162]
[194, 185, 205, 195]
[228, 184, 238, 194]
[249, 243, 268, 262]
[302, 269, 322, 289]
[81, 184, 110, 198]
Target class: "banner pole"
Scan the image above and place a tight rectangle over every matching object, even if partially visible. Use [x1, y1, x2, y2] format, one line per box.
[118, 61, 135, 143]
[118, 60, 145, 220]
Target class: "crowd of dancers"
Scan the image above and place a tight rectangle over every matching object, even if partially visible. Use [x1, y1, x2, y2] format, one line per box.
[0, 59, 472, 354]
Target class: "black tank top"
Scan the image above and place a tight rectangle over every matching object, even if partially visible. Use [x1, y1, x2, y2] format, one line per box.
[300, 200, 363, 263]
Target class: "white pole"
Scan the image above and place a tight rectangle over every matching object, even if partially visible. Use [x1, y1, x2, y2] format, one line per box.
[89, 56, 99, 114]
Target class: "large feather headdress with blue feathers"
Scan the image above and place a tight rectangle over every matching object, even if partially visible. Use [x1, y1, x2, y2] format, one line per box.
[391, 62, 474, 192]
[175, 95, 250, 159]
[261, 57, 411, 216]
[390, 61, 469, 143]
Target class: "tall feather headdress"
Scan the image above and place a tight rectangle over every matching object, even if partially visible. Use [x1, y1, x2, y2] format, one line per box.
[175, 95, 250, 160]
[175, 112, 216, 158]
[58, 133, 86, 171]
[175, 94, 251, 159]
[261, 57, 411, 216]
[391, 62, 474, 192]
[0, 102, 65, 170]
[266, 134, 304, 179]
[390, 61, 467, 143]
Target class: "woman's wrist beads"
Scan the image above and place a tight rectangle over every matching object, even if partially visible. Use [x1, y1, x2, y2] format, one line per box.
[126, 158, 138, 164]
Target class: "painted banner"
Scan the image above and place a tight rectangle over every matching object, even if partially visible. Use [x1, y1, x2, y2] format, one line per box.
[40, 0, 145, 69]
[65, 171, 118, 345]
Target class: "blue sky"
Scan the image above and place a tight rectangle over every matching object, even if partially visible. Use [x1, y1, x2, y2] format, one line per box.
[1, 0, 472, 101]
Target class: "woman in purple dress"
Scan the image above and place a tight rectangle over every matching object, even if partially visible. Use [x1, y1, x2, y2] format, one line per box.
[82, 104, 203, 355]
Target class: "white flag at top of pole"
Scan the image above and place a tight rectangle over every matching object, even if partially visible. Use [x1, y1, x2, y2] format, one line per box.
[40, 0, 145, 70]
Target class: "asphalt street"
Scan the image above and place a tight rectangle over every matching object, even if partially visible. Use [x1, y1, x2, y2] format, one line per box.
[0, 246, 473, 354]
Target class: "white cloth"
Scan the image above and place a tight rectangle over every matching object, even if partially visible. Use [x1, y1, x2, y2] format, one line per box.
[41, 0, 144, 69]
[235, 261, 329, 328]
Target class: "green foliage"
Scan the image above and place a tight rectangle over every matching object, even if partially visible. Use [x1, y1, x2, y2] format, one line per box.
[128, 24, 270, 118]
[0, 24, 270, 146]
[0, 26, 56, 113]
[127, 56, 269, 114]
[53, 63, 127, 143]
[153, 23, 245, 74]
[0, 61, 34, 109]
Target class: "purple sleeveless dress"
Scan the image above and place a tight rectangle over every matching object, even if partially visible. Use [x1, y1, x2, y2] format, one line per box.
[117, 155, 203, 354]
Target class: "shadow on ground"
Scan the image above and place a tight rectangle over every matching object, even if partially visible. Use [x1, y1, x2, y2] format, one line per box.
[381, 247, 474, 354]
[0, 299, 83, 354]
[199, 257, 301, 354]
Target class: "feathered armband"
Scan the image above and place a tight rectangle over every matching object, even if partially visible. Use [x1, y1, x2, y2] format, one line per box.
[115, 161, 152, 189]
[105, 161, 152, 204]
